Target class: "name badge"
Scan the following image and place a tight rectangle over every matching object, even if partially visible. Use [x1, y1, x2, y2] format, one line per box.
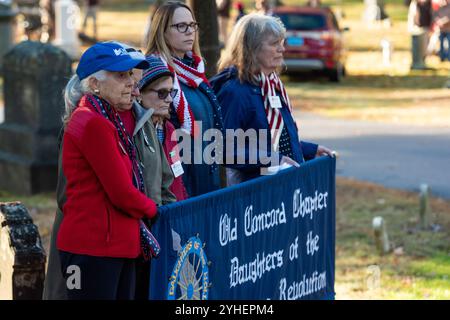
[269, 96, 282, 109]
[171, 161, 184, 178]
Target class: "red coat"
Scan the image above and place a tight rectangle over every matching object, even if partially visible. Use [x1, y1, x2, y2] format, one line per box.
[163, 121, 188, 201]
[57, 102, 157, 258]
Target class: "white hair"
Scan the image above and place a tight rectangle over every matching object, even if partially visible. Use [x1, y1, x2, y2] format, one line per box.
[218, 13, 286, 83]
[62, 70, 107, 126]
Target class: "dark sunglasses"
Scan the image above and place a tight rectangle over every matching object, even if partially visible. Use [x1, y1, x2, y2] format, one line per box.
[147, 88, 178, 100]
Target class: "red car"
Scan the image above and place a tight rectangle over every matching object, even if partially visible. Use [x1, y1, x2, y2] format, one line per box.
[273, 6, 348, 82]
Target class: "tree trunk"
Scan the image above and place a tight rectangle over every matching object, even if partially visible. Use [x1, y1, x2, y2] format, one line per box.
[188, 0, 220, 78]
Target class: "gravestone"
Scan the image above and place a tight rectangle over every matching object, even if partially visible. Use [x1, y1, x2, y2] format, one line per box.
[53, 0, 80, 59]
[363, 0, 381, 22]
[411, 33, 427, 69]
[0, 0, 18, 72]
[372, 216, 390, 255]
[0, 41, 71, 195]
[419, 184, 430, 229]
[0, 202, 46, 300]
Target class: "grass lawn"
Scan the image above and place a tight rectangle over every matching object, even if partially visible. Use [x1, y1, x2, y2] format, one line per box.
[1, 177, 449, 299]
[335, 178, 450, 299]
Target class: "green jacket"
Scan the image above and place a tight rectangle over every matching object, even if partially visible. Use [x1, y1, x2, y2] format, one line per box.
[132, 102, 176, 206]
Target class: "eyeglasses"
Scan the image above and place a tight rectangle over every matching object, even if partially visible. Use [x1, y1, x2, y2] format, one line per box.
[170, 22, 199, 33]
[146, 88, 178, 100]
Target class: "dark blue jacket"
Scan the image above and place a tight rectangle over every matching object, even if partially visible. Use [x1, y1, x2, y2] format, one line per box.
[210, 66, 318, 181]
[176, 83, 221, 197]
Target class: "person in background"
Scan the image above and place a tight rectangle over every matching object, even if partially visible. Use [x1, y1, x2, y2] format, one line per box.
[210, 14, 333, 185]
[145, 1, 225, 197]
[426, 0, 446, 55]
[40, 0, 56, 42]
[255, 0, 274, 15]
[138, 55, 188, 201]
[435, 0, 450, 61]
[235, 2, 246, 23]
[306, 0, 322, 7]
[81, 0, 100, 40]
[217, 0, 232, 45]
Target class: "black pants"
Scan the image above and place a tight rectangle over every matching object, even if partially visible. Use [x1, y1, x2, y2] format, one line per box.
[59, 251, 136, 300]
[134, 258, 150, 300]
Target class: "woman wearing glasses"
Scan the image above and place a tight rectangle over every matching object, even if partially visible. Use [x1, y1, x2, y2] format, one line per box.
[53, 42, 158, 299]
[43, 42, 177, 300]
[145, 1, 225, 197]
[138, 55, 188, 202]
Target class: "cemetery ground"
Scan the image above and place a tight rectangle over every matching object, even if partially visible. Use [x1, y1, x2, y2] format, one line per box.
[0, 0, 449, 299]
[1, 177, 449, 299]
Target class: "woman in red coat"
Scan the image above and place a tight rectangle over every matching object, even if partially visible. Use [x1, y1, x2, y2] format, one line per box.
[57, 42, 156, 299]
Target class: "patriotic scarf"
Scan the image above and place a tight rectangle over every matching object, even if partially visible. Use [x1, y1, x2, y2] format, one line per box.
[154, 52, 208, 136]
[255, 72, 293, 152]
[81, 94, 160, 259]
[81, 94, 146, 192]
[155, 52, 224, 171]
[171, 52, 224, 134]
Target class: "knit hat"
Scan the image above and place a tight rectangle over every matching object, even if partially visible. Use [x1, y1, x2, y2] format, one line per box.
[138, 55, 174, 91]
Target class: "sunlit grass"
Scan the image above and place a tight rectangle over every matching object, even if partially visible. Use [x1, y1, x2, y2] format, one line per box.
[285, 54, 450, 127]
[79, 9, 149, 47]
[335, 178, 450, 299]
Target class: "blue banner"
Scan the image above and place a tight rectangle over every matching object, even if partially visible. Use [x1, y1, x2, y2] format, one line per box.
[149, 156, 336, 300]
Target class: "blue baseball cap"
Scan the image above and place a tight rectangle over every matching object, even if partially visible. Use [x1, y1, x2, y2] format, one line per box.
[76, 42, 150, 80]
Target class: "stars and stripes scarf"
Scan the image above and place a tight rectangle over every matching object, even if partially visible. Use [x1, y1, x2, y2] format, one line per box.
[154, 52, 207, 137]
[255, 72, 293, 152]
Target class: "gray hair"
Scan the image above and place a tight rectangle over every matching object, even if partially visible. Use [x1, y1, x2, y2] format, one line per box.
[218, 13, 286, 83]
[62, 70, 107, 126]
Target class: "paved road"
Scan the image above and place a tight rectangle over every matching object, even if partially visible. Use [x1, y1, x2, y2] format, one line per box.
[2, 102, 449, 198]
[295, 111, 450, 199]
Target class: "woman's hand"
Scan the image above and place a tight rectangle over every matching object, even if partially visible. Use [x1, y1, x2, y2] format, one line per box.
[281, 155, 300, 167]
[315, 145, 335, 158]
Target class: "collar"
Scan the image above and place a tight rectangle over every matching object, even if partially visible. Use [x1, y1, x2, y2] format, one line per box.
[132, 100, 154, 136]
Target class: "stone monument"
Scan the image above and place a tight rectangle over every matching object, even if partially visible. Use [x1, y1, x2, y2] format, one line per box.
[53, 0, 80, 59]
[0, 41, 72, 194]
[0, 202, 46, 300]
[0, 0, 18, 72]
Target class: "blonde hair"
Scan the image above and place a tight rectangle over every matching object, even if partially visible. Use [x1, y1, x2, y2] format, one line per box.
[218, 13, 286, 83]
[144, 1, 202, 68]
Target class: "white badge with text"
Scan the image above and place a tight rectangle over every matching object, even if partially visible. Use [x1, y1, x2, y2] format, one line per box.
[171, 161, 184, 178]
[269, 95, 282, 109]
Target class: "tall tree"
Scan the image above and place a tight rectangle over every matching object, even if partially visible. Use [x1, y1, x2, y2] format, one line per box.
[188, 0, 220, 77]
